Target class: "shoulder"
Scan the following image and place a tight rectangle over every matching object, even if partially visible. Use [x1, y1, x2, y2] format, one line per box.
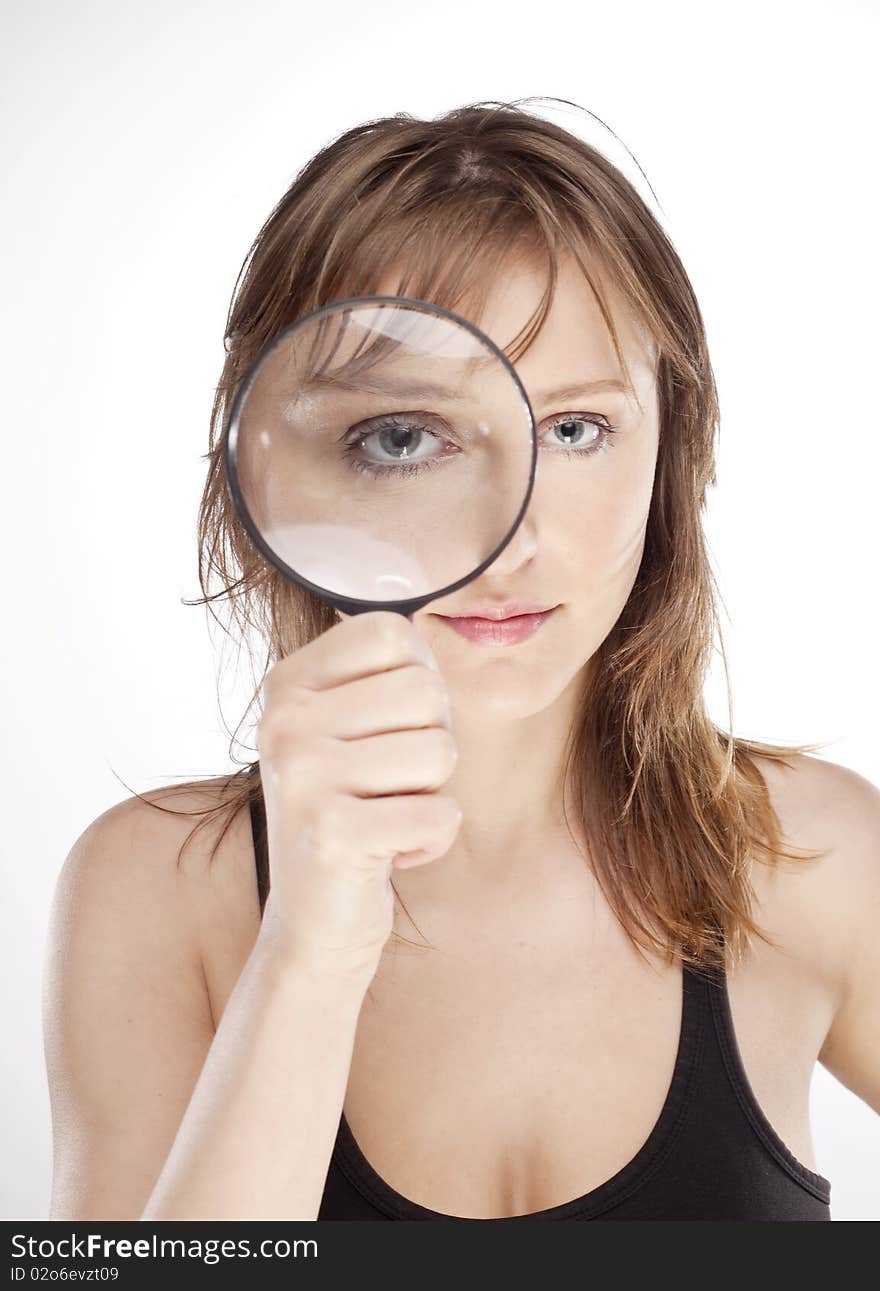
[751, 751, 880, 905]
[46, 774, 259, 1088]
[748, 751, 880, 945]
[53, 776, 257, 948]
[750, 751, 880, 1108]
[752, 750, 880, 837]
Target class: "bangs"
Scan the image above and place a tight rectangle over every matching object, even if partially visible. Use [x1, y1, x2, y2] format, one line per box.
[318, 198, 652, 409]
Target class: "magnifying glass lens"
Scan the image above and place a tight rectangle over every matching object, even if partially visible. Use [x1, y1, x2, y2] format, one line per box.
[226, 298, 535, 609]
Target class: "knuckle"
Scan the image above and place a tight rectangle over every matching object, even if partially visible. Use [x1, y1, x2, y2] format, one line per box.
[372, 612, 412, 656]
[256, 712, 286, 757]
[260, 685, 315, 744]
[280, 682, 315, 722]
[256, 714, 313, 774]
[261, 658, 297, 709]
[409, 666, 448, 719]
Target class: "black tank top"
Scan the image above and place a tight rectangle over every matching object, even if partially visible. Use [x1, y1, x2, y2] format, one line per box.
[248, 777, 831, 1220]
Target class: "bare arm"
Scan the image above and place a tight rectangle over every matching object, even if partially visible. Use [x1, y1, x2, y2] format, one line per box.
[43, 795, 373, 1221]
[811, 762, 880, 1115]
[141, 918, 370, 1220]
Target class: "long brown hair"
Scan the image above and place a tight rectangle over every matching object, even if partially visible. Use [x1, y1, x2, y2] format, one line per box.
[123, 97, 829, 977]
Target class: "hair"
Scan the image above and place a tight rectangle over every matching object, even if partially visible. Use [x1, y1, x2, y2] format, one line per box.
[122, 96, 830, 979]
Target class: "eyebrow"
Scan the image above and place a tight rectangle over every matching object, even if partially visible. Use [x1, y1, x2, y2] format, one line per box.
[305, 374, 633, 404]
[530, 377, 632, 405]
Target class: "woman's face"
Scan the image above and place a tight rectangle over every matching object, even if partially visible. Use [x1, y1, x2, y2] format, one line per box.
[355, 252, 661, 720]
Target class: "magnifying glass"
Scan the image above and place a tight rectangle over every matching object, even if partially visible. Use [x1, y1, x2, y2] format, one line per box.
[223, 296, 537, 618]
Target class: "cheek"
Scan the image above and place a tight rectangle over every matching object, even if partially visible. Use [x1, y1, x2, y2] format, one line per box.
[545, 445, 657, 579]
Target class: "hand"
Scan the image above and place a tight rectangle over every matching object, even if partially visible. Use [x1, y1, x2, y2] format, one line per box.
[255, 611, 461, 980]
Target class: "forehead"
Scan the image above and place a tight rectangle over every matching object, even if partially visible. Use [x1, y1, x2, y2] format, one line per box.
[373, 249, 658, 405]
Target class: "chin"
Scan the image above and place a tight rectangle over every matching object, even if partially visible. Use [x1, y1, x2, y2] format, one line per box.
[447, 661, 576, 721]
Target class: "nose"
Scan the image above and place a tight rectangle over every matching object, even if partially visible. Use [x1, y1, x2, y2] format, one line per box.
[481, 497, 539, 574]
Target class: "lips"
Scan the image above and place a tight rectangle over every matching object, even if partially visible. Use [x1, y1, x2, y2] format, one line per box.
[434, 605, 559, 646]
[438, 602, 558, 621]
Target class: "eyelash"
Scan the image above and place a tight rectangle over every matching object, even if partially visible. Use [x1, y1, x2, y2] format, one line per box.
[343, 412, 617, 479]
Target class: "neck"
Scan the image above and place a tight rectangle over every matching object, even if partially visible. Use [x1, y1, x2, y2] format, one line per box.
[392, 666, 592, 912]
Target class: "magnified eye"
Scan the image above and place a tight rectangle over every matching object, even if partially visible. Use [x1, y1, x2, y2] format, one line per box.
[341, 413, 460, 478]
[542, 413, 617, 456]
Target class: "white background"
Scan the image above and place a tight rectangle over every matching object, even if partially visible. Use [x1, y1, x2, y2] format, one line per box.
[2, 0, 878, 1221]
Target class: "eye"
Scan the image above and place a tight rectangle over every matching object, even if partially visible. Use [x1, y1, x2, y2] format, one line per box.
[341, 413, 459, 479]
[540, 412, 617, 456]
[340, 409, 618, 481]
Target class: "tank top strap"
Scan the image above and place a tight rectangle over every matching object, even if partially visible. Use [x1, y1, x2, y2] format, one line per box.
[697, 922, 832, 1202]
[248, 763, 270, 917]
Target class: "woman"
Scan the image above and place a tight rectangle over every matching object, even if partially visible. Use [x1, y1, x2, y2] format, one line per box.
[44, 98, 879, 1222]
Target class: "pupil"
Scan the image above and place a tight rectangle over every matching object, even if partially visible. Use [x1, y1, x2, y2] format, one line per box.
[382, 425, 418, 457]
